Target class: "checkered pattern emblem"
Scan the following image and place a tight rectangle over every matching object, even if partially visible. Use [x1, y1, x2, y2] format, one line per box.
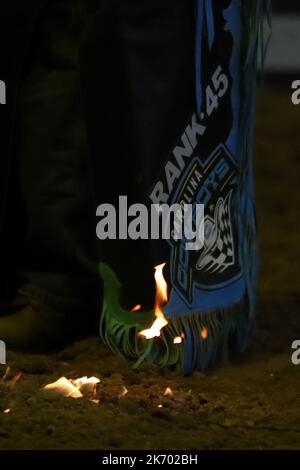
[196, 190, 235, 274]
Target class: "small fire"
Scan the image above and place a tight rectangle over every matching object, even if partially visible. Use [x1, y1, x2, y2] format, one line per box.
[173, 332, 185, 344]
[43, 376, 100, 400]
[44, 377, 82, 398]
[173, 336, 182, 344]
[131, 304, 142, 312]
[164, 387, 173, 397]
[139, 263, 169, 339]
[201, 327, 208, 339]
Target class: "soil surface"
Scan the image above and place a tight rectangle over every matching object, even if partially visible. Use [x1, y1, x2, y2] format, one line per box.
[0, 89, 300, 450]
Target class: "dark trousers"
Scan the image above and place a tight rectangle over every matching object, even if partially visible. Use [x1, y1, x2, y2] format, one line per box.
[6, 0, 195, 312]
[81, 0, 195, 308]
[15, 0, 100, 314]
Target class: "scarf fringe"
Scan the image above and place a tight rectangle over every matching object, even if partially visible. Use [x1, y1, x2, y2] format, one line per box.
[99, 263, 254, 375]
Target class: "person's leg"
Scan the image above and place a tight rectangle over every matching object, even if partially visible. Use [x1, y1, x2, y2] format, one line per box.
[80, 0, 195, 309]
[0, 0, 100, 350]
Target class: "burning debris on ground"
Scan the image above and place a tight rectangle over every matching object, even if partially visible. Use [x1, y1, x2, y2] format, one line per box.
[43, 376, 100, 400]
[41, 369, 212, 415]
[0, 302, 300, 450]
[0, 339, 227, 423]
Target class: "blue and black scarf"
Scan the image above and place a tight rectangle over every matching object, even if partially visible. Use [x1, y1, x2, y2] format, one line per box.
[99, 0, 271, 375]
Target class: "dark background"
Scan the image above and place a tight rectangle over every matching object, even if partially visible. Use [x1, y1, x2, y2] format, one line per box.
[0, 0, 300, 451]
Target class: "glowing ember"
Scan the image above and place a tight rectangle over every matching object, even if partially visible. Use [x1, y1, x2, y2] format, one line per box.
[139, 263, 169, 339]
[173, 336, 182, 344]
[120, 386, 128, 398]
[201, 327, 208, 339]
[131, 304, 142, 312]
[43, 376, 100, 400]
[174, 332, 185, 344]
[164, 387, 173, 397]
[11, 372, 22, 386]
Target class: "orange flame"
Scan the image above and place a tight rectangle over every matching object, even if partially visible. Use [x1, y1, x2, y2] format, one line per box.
[131, 304, 142, 312]
[139, 263, 169, 339]
[201, 327, 208, 339]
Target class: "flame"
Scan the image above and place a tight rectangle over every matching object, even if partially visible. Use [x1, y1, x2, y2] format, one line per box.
[173, 336, 182, 344]
[173, 332, 185, 344]
[201, 327, 208, 339]
[164, 387, 173, 397]
[131, 304, 142, 312]
[139, 263, 169, 339]
[43, 376, 100, 400]
[44, 377, 83, 398]
[140, 316, 168, 340]
[154, 262, 168, 305]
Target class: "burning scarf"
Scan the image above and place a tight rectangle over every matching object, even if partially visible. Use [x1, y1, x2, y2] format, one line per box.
[99, 0, 271, 374]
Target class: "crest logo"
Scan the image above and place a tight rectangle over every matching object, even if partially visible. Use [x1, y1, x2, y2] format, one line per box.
[196, 190, 235, 274]
[169, 145, 241, 304]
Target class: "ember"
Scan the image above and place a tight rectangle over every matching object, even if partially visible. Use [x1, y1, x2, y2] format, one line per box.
[173, 333, 185, 344]
[131, 304, 142, 312]
[173, 336, 182, 344]
[164, 387, 173, 397]
[201, 327, 208, 339]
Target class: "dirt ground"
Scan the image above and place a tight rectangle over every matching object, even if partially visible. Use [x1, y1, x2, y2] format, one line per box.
[0, 88, 300, 450]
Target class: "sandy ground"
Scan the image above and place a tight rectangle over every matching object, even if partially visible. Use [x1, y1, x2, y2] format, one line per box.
[0, 88, 300, 450]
